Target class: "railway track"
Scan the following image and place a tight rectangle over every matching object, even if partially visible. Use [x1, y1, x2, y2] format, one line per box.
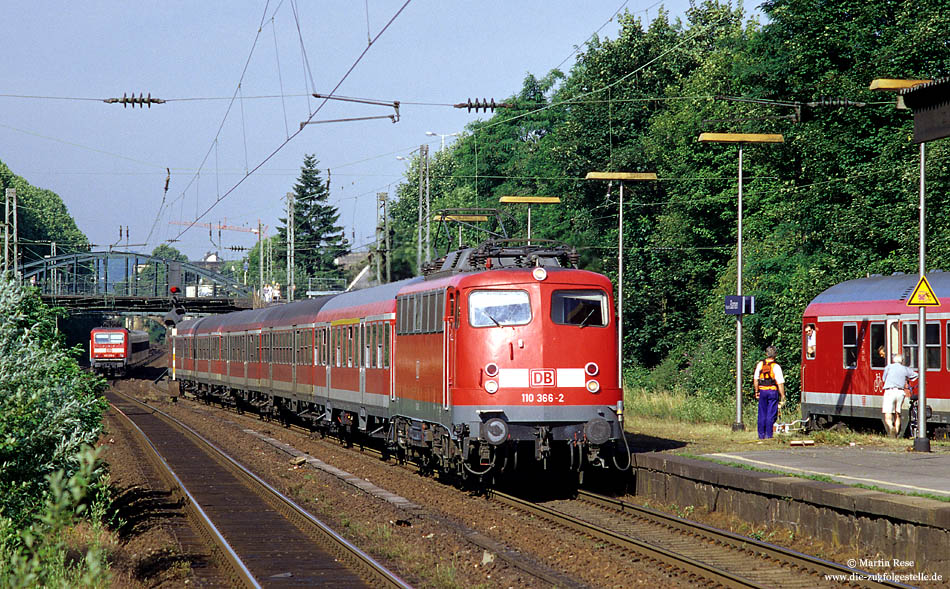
[158, 388, 919, 588]
[489, 489, 913, 588]
[106, 390, 412, 589]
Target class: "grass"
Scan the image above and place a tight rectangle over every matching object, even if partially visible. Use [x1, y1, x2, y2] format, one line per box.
[623, 386, 950, 455]
[623, 386, 950, 501]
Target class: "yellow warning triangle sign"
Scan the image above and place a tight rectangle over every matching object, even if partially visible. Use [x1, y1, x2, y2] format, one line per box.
[907, 276, 940, 307]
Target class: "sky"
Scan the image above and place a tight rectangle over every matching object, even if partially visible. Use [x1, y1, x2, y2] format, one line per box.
[0, 1, 763, 264]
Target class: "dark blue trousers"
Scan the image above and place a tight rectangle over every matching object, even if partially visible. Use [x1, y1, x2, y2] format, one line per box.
[757, 389, 779, 439]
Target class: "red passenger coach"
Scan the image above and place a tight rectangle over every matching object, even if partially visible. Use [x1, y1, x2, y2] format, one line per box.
[801, 273, 950, 436]
[171, 241, 627, 478]
[90, 327, 150, 377]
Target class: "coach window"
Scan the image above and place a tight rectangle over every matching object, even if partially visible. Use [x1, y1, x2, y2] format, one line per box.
[842, 323, 858, 369]
[345, 326, 352, 367]
[551, 290, 608, 327]
[469, 290, 531, 327]
[364, 325, 371, 367]
[946, 323, 950, 371]
[384, 325, 391, 368]
[926, 321, 940, 370]
[869, 323, 885, 368]
[902, 322, 919, 369]
[804, 323, 817, 360]
[322, 328, 329, 366]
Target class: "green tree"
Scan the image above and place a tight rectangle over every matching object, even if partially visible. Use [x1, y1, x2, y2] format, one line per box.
[0, 160, 90, 267]
[278, 155, 348, 283]
[381, 0, 950, 410]
[151, 243, 188, 262]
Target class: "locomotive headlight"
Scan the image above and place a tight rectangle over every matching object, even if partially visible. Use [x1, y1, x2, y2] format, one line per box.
[585, 362, 599, 376]
[532, 267, 547, 281]
[485, 362, 499, 377]
[586, 379, 601, 393]
[485, 380, 499, 394]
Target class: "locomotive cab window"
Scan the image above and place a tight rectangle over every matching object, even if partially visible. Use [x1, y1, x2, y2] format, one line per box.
[469, 290, 531, 327]
[842, 323, 858, 369]
[94, 333, 124, 344]
[551, 290, 608, 327]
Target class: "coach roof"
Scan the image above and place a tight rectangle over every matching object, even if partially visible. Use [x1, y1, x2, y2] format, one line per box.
[808, 272, 950, 304]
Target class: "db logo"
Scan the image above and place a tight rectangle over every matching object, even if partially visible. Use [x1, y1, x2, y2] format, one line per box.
[529, 369, 556, 387]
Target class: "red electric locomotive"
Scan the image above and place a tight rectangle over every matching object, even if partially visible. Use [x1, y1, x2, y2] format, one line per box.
[90, 327, 150, 377]
[171, 241, 627, 478]
[801, 272, 950, 437]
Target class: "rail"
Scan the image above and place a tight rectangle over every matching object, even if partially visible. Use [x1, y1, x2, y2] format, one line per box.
[490, 489, 911, 589]
[108, 390, 413, 589]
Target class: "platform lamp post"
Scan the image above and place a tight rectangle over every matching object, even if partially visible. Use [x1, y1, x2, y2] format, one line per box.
[498, 195, 561, 244]
[426, 131, 461, 152]
[872, 77, 940, 452]
[698, 133, 784, 432]
[584, 172, 657, 391]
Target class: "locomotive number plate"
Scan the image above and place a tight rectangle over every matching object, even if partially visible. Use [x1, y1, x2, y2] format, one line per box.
[529, 369, 556, 387]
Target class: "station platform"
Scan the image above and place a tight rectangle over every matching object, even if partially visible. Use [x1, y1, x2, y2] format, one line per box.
[632, 448, 950, 575]
[702, 447, 950, 498]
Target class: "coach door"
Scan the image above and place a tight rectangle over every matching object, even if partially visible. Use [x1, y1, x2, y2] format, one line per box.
[444, 289, 457, 410]
[358, 320, 367, 403]
[266, 329, 274, 391]
[292, 327, 299, 391]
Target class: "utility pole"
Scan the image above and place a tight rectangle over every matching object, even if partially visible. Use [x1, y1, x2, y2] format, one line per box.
[4, 188, 17, 277]
[11, 188, 16, 279]
[258, 219, 263, 295]
[417, 144, 425, 272]
[286, 192, 295, 301]
[376, 192, 386, 283]
[4, 188, 10, 274]
[424, 145, 431, 263]
[383, 193, 391, 283]
[51, 242, 56, 295]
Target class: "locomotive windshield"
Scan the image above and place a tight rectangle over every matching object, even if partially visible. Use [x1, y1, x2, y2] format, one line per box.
[469, 290, 531, 327]
[94, 333, 124, 344]
[551, 290, 608, 327]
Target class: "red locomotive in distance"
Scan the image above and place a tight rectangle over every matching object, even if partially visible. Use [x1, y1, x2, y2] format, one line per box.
[90, 327, 150, 377]
[170, 240, 628, 479]
[801, 272, 950, 437]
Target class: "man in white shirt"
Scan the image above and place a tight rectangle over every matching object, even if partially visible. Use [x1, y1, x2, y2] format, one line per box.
[882, 354, 917, 437]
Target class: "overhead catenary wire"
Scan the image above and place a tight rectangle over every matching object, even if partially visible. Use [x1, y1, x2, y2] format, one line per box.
[168, 0, 413, 246]
[144, 0, 275, 248]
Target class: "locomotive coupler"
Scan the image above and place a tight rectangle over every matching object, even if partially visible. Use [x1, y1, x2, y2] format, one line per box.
[534, 426, 551, 461]
[478, 443, 492, 466]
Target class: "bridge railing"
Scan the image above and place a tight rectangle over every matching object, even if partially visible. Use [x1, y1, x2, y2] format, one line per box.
[20, 251, 253, 299]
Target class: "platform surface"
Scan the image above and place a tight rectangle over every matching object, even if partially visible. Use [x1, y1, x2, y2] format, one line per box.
[704, 447, 950, 498]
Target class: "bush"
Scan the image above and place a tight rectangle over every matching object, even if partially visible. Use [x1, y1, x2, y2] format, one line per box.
[0, 446, 111, 587]
[0, 276, 107, 530]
